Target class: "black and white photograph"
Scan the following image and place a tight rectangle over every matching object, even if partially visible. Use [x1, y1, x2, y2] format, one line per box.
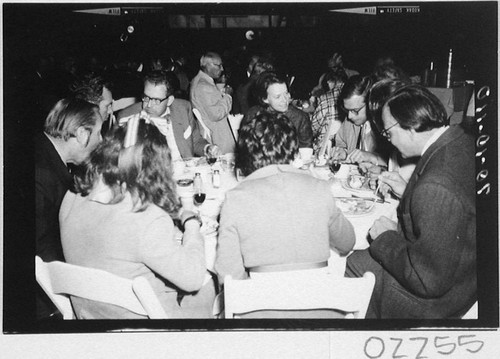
[2, 1, 498, 357]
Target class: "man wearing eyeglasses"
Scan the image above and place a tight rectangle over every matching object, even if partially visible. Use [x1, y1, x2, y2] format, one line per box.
[190, 52, 235, 154]
[345, 85, 476, 318]
[330, 75, 389, 167]
[117, 70, 210, 160]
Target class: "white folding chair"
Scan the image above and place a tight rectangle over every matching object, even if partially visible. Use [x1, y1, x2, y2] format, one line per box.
[35, 256, 75, 319]
[35, 256, 168, 319]
[224, 271, 375, 319]
[192, 108, 212, 142]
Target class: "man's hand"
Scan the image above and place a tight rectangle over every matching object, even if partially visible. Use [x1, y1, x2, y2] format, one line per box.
[377, 171, 407, 199]
[369, 216, 397, 240]
[330, 146, 348, 162]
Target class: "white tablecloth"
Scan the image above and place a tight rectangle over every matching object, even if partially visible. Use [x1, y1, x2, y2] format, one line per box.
[174, 159, 399, 271]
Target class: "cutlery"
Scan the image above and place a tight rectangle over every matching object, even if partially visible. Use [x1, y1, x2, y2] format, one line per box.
[350, 194, 384, 204]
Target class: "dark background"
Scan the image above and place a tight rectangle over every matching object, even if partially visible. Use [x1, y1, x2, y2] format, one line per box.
[3, 1, 498, 332]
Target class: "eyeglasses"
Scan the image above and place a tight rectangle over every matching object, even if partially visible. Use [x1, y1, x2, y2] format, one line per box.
[342, 104, 366, 116]
[381, 122, 399, 139]
[211, 62, 223, 68]
[142, 95, 168, 106]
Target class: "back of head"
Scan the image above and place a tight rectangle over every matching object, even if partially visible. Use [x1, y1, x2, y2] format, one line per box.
[339, 75, 373, 103]
[75, 118, 181, 216]
[373, 64, 411, 83]
[367, 79, 408, 131]
[71, 73, 112, 105]
[251, 59, 275, 77]
[385, 85, 448, 132]
[321, 67, 348, 92]
[236, 111, 298, 176]
[44, 98, 100, 141]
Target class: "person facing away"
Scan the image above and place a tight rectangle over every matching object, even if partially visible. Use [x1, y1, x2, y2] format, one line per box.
[190, 51, 235, 154]
[311, 67, 348, 156]
[215, 111, 355, 286]
[70, 73, 114, 136]
[117, 70, 212, 160]
[330, 75, 390, 166]
[345, 85, 476, 318]
[60, 118, 215, 319]
[242, 71, 313, 149]
[35, 98, 103, 318]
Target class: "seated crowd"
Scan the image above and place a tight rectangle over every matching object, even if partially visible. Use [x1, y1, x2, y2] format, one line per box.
[35, 48, 476, 320]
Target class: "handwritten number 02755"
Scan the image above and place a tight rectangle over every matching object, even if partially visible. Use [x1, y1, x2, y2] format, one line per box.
[363, 335, 484, 358]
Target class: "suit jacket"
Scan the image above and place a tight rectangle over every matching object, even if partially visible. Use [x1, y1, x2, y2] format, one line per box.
[368, 125, 476, 318]
[190, 70, 235, 154]
[214, 164, 355, 283]
[117, 99, 208, 158]
[35, 133, 73, 262]
[243, 105, 313, 148]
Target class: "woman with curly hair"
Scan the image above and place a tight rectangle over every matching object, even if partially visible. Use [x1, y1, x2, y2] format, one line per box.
[215, 111, 355, 303]
[59, 116, 215, 319]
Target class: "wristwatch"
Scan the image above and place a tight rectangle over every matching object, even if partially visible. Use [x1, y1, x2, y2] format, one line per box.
[182, 214, 202, 230]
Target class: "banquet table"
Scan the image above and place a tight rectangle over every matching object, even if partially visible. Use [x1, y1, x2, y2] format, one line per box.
[173, 157, 399, 273]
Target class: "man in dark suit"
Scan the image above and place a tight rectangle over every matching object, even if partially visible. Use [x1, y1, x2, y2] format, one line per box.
[346, 85, 476, 319]
[36, 98, 103, 318]
[117, 70, 210, 159]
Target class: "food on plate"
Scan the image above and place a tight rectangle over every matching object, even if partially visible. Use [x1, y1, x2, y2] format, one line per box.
[348, 175, 365, 189]
[335, 198, 372, 216]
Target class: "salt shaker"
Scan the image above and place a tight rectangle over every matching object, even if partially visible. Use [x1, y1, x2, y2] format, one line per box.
[212, 170, 221, 188]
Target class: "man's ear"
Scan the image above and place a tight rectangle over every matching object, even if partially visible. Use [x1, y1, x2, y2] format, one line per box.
[166, 95, 175, 107]
[75, 126, 90, 147]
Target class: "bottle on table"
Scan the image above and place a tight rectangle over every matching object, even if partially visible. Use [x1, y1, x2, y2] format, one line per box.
[212, 170, 221, 189]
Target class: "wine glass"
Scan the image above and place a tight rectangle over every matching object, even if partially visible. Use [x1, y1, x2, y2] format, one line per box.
[329, 160, 341, 176]
[205, 145, 219, 168]
[193, 191, 206, 211]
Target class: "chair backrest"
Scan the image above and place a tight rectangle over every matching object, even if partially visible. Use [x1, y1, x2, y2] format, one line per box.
[35, 256, 75, 319]
[224, 271, 375, 319]
[192, 108, 212, 142]
[35, 256, 167, 319]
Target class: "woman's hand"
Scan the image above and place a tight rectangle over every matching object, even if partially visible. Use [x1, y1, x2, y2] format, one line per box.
[377, 171, 407, 199]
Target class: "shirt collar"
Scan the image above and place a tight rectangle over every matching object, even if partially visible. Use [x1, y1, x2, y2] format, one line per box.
[243, 164, 302, 182]
[421, 126, 449, 156]
[199, 70, 216, 85]
[44, 132, 68, 166]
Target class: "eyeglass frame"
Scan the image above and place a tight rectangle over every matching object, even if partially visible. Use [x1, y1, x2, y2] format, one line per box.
[210, 61, 224, 69]
[142, 94, 169, 106]
[380, 122, 400, 138]
[341, 103, 366, 116]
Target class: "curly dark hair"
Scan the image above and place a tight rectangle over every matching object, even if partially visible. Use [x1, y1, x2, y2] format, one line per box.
[75, 119, 181, 217]
[236, 111, 298, 177]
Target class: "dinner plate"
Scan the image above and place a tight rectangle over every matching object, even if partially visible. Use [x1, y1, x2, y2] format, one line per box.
[341, 179, 373, 193]
[335, 197, 375, 217]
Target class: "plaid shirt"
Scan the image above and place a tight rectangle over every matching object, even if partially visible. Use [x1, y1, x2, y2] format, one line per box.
[311, 84, 343, 154]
